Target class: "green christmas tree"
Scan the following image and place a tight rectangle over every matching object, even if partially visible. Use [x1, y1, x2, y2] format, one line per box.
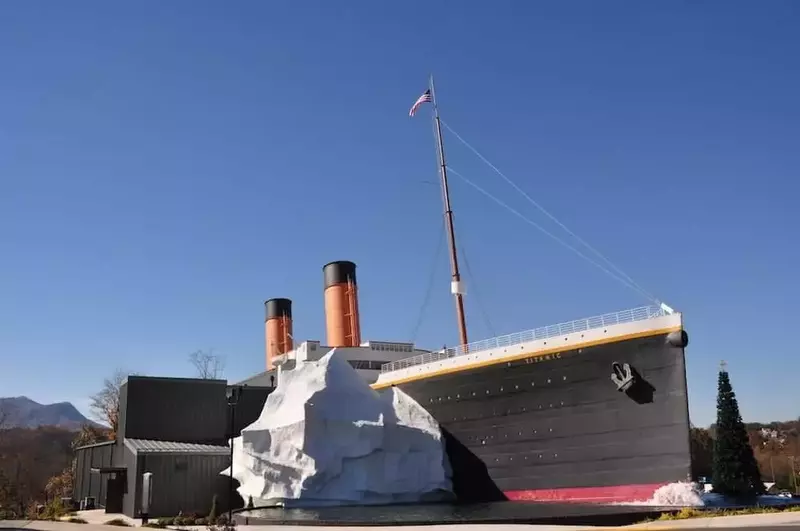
[711, 361, 765, 497]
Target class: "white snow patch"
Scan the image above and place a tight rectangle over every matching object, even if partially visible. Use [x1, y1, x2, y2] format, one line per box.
[221, 349, 453, 507]
[619, 482, 800, 507]
[619, 482, 705, 506]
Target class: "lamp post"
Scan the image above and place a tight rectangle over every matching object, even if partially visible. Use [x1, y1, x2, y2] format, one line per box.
[225, 385, 241, 525]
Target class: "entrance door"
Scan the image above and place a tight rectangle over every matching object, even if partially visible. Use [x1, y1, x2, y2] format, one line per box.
[105, 473, 125, 514]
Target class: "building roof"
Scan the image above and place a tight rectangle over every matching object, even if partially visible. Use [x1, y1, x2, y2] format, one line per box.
[123, 375, 228, 386]
[74, 440, 116, 451]
[124, 438, 230, 455]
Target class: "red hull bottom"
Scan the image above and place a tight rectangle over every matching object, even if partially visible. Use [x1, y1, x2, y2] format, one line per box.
[505, 482, 666, 504]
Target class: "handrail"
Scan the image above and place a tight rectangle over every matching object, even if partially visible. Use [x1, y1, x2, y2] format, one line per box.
[380, 305, 668, 373]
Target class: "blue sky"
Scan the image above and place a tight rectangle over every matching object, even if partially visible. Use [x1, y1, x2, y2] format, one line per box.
[1, 1, 798, 427]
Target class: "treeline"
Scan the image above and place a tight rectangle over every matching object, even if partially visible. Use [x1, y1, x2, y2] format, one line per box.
[691, 418, 800, 490]
[1, 361, 220, 519]
[0, 424, 110, 519]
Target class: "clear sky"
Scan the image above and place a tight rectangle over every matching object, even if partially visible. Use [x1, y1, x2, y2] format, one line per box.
[1, 1, 798, 427]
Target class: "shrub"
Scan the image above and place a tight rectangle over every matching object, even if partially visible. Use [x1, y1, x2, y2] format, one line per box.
[67, 517, 88, 524]
[103, 518, 132, 526]
[38, 498, 69, 521]
[208, 494, 218, 522]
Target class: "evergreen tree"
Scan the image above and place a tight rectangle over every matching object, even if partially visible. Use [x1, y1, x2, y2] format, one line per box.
[711, 363, 765, 497]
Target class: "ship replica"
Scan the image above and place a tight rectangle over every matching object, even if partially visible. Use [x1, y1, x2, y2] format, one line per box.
[248, 77, 691, 504]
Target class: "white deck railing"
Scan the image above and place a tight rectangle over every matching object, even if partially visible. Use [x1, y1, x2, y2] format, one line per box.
[380, 305, 667, 374]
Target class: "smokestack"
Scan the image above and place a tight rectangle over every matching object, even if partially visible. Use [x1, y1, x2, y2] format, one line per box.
[265, 298, 293, 370]
[323, 261, 361, 347]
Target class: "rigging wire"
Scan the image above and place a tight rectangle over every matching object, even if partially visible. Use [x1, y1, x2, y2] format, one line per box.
[441, 120, 658, 304]
[410, 216, 447, 343]
[446, 165, 657, 303]
[457, 238, 496, 338]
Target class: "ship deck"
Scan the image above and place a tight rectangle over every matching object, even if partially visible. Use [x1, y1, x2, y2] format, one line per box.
[380, 305, 672, 374]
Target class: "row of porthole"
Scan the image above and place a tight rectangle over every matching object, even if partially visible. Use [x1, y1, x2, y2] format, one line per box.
[490, 453, 560, 463]
[445, 401, 569, 423]
[428, 375, 569, 404]
[472, 426, 556, 444]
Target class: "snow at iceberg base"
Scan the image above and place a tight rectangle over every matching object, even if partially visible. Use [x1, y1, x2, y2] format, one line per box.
[220, 349, 454, 507]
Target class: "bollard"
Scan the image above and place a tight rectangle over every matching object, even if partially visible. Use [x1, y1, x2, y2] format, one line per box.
[141, 472, 153, 524]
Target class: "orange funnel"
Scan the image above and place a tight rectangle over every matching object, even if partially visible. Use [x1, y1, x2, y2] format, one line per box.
[323, 261, 361, 347]
[265, 298, 293, 370]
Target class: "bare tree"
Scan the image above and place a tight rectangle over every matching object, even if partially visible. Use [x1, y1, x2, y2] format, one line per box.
[71, 423, 111, 450]
[88, 369, 130, 440]
[188, 349, 226, 379]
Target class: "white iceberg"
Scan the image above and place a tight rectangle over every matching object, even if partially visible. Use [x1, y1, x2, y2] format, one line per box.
[222, 349, 453, 507]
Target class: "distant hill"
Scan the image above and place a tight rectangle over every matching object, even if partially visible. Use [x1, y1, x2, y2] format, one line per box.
[0, 396, 100, 431]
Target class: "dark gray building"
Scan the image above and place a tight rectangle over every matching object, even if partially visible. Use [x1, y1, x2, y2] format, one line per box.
[73, 376, 274, 518]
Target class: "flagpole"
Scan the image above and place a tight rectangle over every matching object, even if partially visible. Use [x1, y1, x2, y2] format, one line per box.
[429, 74, 469, 348]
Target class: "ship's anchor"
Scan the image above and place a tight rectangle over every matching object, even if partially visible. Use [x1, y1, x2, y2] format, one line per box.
[610, 362, 635, 392]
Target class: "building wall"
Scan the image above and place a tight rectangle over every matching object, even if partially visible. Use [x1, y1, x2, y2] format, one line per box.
[228, 386, 273, 437]
[121, 377, 228, 445]
[122, 445, 138, 518]
[125, 453, 232, 517]
[73, 441, 116, 507]
[117, 381, 128, 445]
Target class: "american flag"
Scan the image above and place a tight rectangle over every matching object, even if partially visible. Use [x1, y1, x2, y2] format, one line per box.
[408, 89, 432, 117]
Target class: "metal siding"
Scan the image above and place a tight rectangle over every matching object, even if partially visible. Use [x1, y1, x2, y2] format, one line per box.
[73, 448, 86, 501]
[123, 377, 228, 444]
[147, 454, 231, 517]
[122, 446, 138, 518]
[72, 442, 116, 507]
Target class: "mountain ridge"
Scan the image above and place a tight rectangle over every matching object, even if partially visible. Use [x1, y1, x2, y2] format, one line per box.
[0, 396, 101, 431]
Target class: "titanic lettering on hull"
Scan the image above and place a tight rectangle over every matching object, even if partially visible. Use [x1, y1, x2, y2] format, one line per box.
[373, 313, 691, 504]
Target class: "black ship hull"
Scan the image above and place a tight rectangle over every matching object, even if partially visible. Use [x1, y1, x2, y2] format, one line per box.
[383, 327, 691, 503]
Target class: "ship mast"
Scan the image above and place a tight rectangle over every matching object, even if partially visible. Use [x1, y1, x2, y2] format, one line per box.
[429, 75, 469, 347]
